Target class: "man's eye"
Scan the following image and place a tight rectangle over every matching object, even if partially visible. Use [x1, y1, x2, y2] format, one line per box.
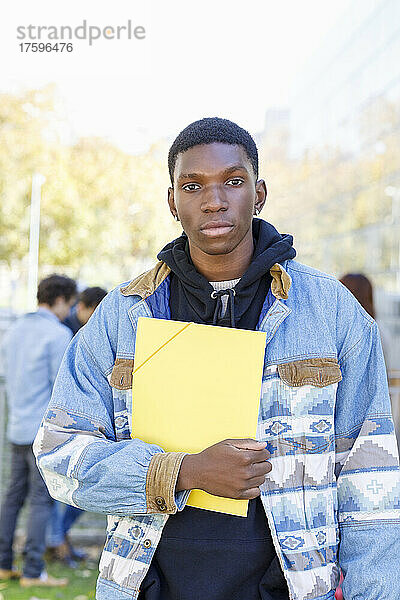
[226, 178, 244, 186]
[182, 183, 200, 191]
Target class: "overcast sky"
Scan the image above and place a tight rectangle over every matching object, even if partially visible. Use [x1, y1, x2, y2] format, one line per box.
[2, 0, 352, 152]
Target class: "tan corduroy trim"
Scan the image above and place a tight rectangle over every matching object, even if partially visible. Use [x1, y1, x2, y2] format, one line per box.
[120, 262, 171, 299]
[146, 452, 187, 514]
[109, 358, 134, 390]
[278, 358, 342, 388]
[270, 263, 292, 300]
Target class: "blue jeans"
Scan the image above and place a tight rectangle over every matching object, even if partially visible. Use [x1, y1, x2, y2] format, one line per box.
[47, 501, 83, 547]
[0, 444, 53, 577]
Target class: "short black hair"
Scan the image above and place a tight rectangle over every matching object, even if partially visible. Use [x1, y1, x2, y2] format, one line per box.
[79, 287, 107, 308]
[168, 117, 259, 184]
[37, 274, 77, 306]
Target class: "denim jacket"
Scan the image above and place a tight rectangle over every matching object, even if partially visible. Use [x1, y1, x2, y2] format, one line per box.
[33, 259, 400, 600]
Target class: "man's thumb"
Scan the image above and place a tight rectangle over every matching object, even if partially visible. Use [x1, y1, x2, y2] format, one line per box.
[228, 438, 266, 450]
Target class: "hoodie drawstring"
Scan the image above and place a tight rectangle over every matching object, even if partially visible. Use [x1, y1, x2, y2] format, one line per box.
[211, 289, 236, 328]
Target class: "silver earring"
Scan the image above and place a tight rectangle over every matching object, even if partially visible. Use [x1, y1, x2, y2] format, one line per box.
[254, 208, 259, 215]
[174, 215, 179, 221]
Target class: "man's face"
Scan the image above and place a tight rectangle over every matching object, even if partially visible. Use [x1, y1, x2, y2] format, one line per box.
[53, 296, 76, 322]
[168, 143, 266, 257]
[76, 302, 96, 325]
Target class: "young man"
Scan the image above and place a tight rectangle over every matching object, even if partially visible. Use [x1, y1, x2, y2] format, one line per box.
[0, 274, 76, 588]
[63, 287, 108, 336]
[34, 118, 400, 600]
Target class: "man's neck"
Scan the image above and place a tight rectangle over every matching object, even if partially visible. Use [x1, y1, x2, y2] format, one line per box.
[188, 231, 254, 282]
[38, 303, 60, 320]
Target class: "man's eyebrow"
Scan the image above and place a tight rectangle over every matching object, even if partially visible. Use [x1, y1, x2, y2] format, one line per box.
[223, 164, 249, 175]
[177, 172, 203, 182]
[177, 165, 249, 182]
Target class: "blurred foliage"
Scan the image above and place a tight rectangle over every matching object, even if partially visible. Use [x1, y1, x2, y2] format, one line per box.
[0, 85, 180, 289]
[0, 86, 399, 295]
[259, 95, 400, 289]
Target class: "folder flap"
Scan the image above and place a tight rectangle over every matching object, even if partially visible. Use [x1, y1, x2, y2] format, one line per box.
[133, 321, 192, 375]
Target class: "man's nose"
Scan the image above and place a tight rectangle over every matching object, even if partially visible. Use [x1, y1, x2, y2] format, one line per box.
[201, 185, 227, 212]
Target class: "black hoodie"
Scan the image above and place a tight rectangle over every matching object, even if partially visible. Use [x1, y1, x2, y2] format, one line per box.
[157, 218, 296, 330]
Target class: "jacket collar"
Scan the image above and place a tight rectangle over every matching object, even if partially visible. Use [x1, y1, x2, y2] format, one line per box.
[120, 261, 291, 301]
[120, 262, 170, 299]
[270, 262, 291, 299]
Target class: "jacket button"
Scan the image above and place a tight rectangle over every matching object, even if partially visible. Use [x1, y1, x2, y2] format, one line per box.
[143, 539, 151, 549]
[155, 496, 167, 511]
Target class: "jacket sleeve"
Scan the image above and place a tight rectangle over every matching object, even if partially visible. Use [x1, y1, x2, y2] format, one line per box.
[334, 293, 400, 599]
[33, 290, 187, 516]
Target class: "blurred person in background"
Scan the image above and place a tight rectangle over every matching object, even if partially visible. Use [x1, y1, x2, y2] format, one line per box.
[63, 286, 108, 336]
[47, 286, 107, 566]
[0, 275, 76, 588]
[339, 274, 375, 318]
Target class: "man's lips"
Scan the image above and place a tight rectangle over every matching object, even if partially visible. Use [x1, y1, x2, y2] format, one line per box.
[200, 221, 234, 237]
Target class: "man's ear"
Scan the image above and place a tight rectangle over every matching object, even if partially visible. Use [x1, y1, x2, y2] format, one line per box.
[254, 179, 267, 214]
[167, 187, 179, 220]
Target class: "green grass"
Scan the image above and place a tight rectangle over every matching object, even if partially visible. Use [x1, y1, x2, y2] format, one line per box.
[1, 558, 99, 600]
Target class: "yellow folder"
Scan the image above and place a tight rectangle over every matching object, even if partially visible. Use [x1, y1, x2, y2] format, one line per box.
[131, 317, 267, 517]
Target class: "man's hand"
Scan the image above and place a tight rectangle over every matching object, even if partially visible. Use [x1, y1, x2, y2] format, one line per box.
[176, 439, 272, 499]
